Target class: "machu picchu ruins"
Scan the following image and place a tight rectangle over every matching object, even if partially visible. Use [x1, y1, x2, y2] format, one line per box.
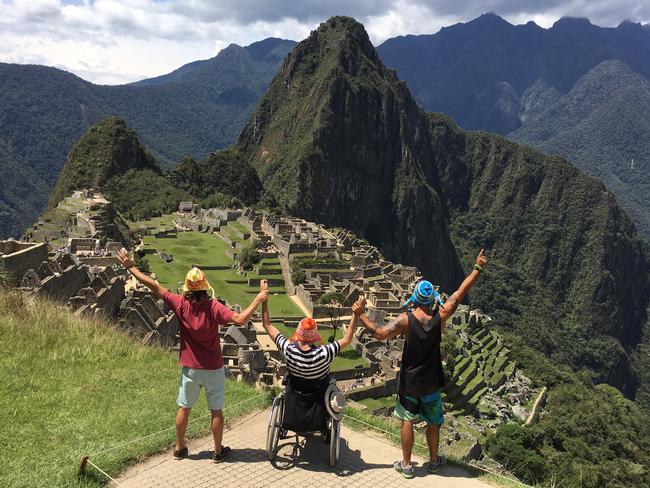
[4, 190, 541, 466]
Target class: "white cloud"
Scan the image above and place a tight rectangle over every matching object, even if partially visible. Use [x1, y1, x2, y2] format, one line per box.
[0, 0, 648, 84]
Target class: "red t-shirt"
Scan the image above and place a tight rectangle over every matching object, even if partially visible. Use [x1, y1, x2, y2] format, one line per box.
[163, 291, 234, 369]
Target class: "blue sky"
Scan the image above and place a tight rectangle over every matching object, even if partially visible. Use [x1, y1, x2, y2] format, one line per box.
[1, 0, 648, 84]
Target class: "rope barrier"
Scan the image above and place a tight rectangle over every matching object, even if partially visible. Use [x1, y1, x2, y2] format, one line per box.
[342, 413, 532, 488]
[86, 459, 122, 486]
[87, 392, 267, 458]
[83, 391, 530, 487]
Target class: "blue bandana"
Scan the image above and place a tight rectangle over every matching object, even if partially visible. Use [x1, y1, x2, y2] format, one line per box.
[403, 280, 445, 308]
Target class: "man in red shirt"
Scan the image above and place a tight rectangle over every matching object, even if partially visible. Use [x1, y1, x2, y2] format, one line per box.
[118, 249, 268, 462]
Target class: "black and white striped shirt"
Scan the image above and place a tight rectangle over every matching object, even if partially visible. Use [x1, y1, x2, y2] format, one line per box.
[275, 334, 340, 380]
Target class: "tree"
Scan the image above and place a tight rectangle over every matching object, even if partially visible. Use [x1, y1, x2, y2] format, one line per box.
[486, 423, 549, 484]
[135, 254, 151, 274]
[318, 291, 346, 342]
[238, 245, 261, 271]
[292, 268, 306, 285]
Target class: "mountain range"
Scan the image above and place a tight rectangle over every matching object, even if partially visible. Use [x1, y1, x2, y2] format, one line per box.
[236, 15, 650, 399]
[4, 14, 650, 243]
[0, 38, 295, 237]
[377, 14, 650, 238]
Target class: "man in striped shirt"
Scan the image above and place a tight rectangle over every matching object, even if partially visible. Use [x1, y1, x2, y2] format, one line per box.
[261, 280, 364, 385]
[261, 281, 365, 432]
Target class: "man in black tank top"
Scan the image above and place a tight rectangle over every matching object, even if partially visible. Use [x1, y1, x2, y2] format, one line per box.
[358, 250, 488, 479]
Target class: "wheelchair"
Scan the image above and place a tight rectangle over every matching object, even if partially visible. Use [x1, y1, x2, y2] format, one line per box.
[266, 374, 344, 467]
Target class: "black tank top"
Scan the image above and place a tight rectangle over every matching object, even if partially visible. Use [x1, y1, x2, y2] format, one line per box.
[398, 311, 446, 397]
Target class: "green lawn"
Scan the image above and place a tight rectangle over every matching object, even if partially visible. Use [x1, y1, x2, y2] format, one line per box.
[132, 214, 176, 230]
[142, 231, 303, 317]
[228, 221, 249, 234]
[358, 395, 396, 410]
[0, 291, 269, 488]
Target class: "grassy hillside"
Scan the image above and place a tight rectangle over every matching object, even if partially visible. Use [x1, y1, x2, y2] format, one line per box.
[0, 290, 268, 488]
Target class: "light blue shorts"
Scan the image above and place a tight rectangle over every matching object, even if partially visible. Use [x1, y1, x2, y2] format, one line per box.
[177, 367, 225, 411]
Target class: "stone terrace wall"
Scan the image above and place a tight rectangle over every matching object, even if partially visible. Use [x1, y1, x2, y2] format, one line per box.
[347, 377, 398, 401]
[0, 241, 48, 279]
[38, 264, 90, 301]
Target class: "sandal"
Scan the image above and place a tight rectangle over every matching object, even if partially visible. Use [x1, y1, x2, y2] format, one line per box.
[213, 445, 231, 463]
[427, 455, 447, 473]
[394, 460, 415, 479]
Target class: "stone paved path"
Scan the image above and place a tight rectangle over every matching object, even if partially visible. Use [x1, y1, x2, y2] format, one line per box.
[116, 409, 492, 488]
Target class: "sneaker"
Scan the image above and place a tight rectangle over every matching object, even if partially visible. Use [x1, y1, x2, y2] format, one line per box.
[172, 446, 188, 459]
[213, 446, 231, 463]
[394, 460, 415, 479]
[427, 455, 447, 473]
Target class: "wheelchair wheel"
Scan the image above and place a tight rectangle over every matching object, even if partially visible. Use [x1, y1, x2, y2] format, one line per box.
[266, 393, 284, 460]
[328, 418, 341, 467]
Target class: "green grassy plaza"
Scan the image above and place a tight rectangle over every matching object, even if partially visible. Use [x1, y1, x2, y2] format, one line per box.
[141, 228, 303, 318]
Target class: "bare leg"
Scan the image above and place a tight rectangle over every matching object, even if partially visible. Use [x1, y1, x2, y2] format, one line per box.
[175, 407, 191, 450]
[401, 420, 414, 466]
[426, 423, 441, 462]
[211, 410, 225, 454]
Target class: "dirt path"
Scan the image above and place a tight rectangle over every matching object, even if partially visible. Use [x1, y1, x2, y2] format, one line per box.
[115, 409, 493, 488]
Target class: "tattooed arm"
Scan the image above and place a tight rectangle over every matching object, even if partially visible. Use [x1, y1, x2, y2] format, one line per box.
[358, 312, 408, 341]
[439, 249, 488, 327]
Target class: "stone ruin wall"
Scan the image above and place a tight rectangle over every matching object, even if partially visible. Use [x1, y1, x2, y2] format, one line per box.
[0, 241, 49, 279]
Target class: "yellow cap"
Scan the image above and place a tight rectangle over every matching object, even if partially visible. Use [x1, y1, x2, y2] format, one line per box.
[182, 267, 215, 297]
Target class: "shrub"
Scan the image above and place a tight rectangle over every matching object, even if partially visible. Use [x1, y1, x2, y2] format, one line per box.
[486, 423, 549, 484]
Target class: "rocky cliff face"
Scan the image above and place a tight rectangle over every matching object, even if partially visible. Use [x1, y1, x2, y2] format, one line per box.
[427, 113, 650, 394]
[238, 16, 650, 399]
[237, 16, 464, 291]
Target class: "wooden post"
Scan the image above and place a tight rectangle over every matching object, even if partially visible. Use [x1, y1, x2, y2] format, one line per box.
[78, 455, 89, 476]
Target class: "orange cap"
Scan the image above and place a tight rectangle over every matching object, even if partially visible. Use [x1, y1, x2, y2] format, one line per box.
[290, 317, 323, 343]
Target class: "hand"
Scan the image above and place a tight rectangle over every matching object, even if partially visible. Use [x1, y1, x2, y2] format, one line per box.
[476, 249, 488, 268]
[257, 279, 269, 303]
[352, 296, 366, 317]
[117, 248, 136, 269]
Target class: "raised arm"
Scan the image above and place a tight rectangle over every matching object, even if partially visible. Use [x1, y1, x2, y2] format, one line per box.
[358, 309, 408, 341]
[336, 297, 364, 349]
[118, 248, 167, 299]
[439, 249, 488, 324]
[259, 280, 280, 341]
[232, 279, 268, 325]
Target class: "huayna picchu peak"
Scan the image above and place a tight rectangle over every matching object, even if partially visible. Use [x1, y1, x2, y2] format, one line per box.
[238, 16, 465, 293]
